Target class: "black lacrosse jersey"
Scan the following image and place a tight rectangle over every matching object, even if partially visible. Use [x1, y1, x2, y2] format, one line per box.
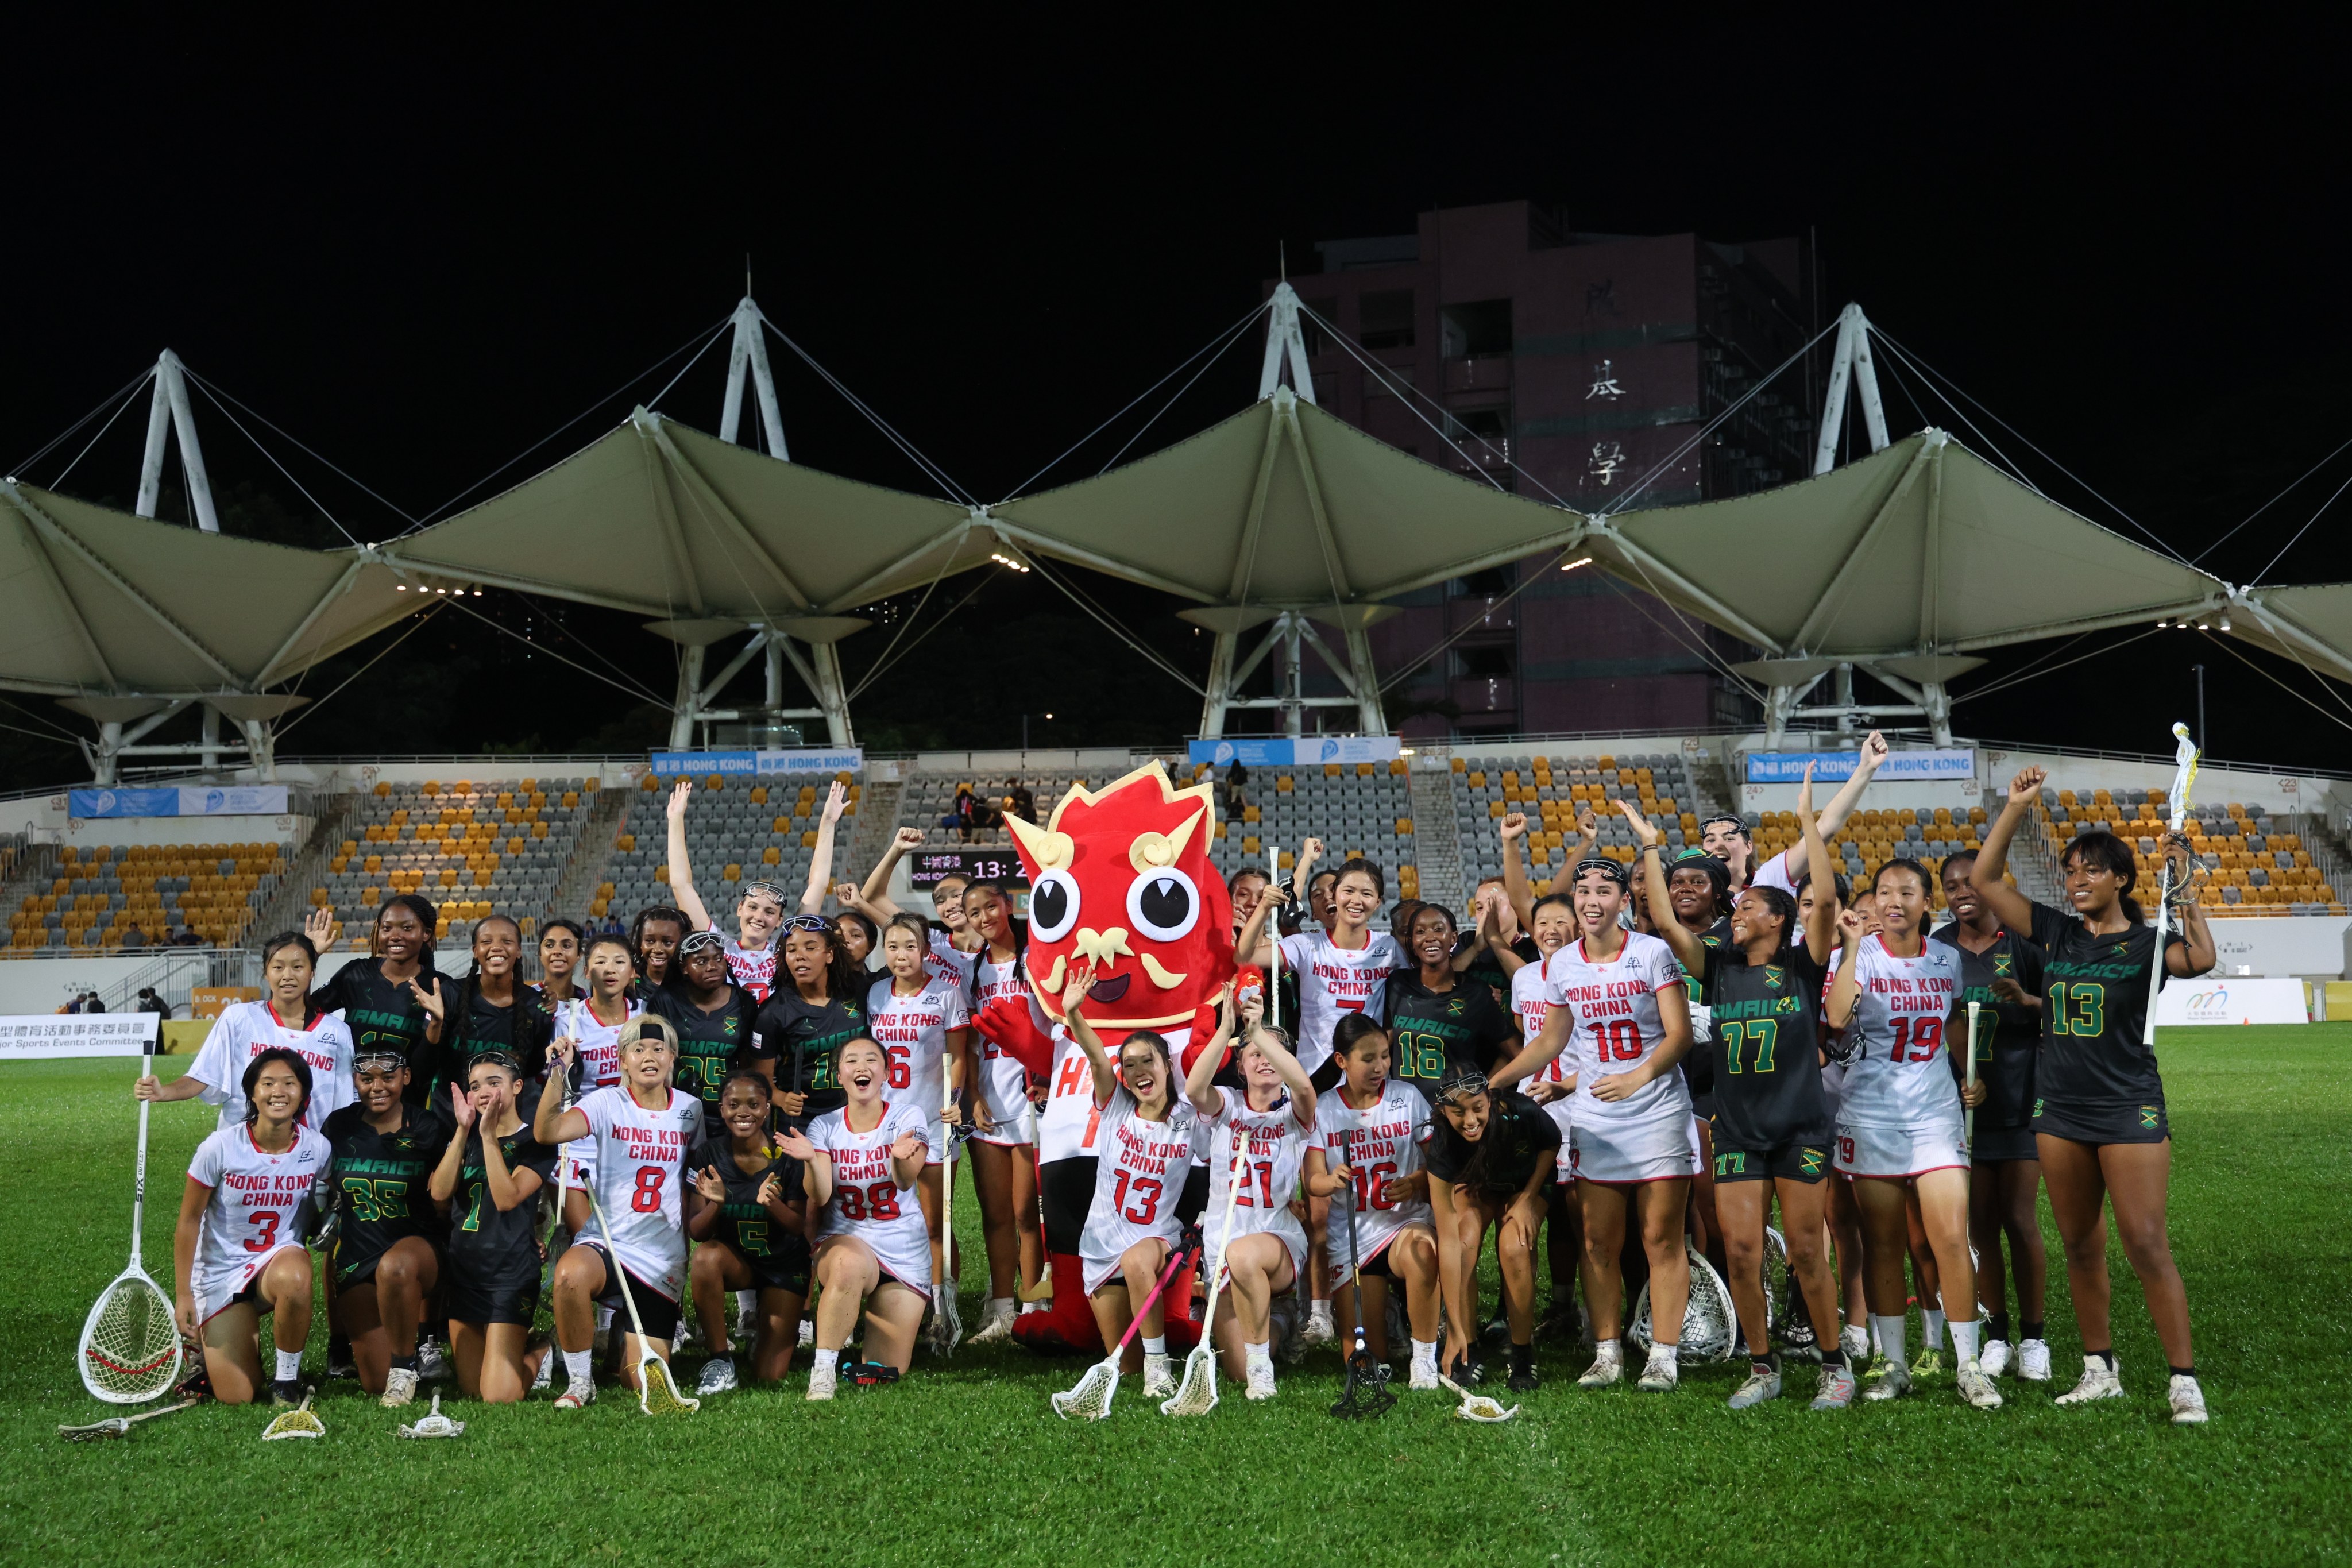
[447, 981, 555, 1084]
[1423, 1089, 1561, 1194]
[320, 1102, 453, 1281]
[2025, 902, 2183, 1111]
[1930, 924, 2046, 1133]
[1697, 940, 1834, 1150]
[651, 986, 769, 1131]
[312, 960, 458, 1107]
[1458, 931, 1539, 1015]
[1677, 916, 1735, 1111]
[688, 1135, 806, 1261]
[446, 1123, 559, 1288]
[750, 988, 866, 1118]
[1383, 971, 1519, 1104]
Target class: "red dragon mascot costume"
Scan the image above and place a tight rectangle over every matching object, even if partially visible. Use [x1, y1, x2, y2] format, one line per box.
[973, 762, 1237, 1354]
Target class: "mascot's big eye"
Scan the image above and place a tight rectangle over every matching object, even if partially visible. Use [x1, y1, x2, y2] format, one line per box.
[1126, 865, 1199, 943]
[1029, 870, 1081, 942]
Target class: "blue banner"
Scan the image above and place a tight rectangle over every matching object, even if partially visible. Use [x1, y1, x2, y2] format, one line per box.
[1745, 748, 1975, 784]
[650, 748, 864, 778]
[69, 786, 290, 818]
[1187, 737, 1402, 767]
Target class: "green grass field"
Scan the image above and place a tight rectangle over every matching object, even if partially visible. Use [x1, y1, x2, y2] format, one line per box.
[2, 1029, 2346, 1567]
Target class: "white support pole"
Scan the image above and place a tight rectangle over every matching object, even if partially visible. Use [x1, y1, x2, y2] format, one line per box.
[199, 704, 222, 777]
[805, 640, 854, 748]
[1920, 681, 1953, 747]
[1280, 613, 1305, 740]
[1342, 621, 1388, 736]
[1833, 663, 1856, 733]
[94, 720, 125, 786]
[1851, 319, 1891, 455]
[1811, 304, 1889, 476]
[763, 632, 785, 737]
[155, 352, 219, 532]
[1257, 284, 1317, 405]
[719, 297, 790, 460]
[669, 644, 707, 751]
[1199, 630, 1237, 740]
[134, 372, 173, 518]
[240, 717, 276, 782]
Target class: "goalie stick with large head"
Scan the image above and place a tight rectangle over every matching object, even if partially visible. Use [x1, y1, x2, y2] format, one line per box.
[1330, 1129, 1395, 1420]
[78, 1044, 182, 1404]
[584, 1183, 700, 1416]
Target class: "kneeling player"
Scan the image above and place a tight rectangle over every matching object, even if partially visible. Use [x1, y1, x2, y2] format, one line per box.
[1183, 995, 1306, 1402]
[322, 1048, 451, 1405]
[1308, 1015, 1440, 1388]
[428, 1051, 557, 1403]
[688, 1069, 810, 1392]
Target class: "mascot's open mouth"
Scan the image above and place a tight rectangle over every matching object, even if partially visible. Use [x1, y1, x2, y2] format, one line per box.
[1086, 972, 1131, 1004]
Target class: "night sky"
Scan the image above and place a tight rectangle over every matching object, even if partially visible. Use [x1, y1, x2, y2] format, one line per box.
[6, 17, 2346, 783]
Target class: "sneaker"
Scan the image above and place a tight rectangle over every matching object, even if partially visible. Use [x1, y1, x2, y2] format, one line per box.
[1637, 1345, 1679, 1392]
[1909, 1348, 1947, 1381]
[1980, 1338, 2013, 1377]
[1578, 1345, 1624, 1389]
[968, 1300, 1017, 1345]
[2056, 1356, 2125, 1405]
[1727, 1368, 1782, 1409]
[530, 1352, 553, 1391]
[1507, 1361, 1541, 1394]
[697, 1355, 739, 1396]
[416, 1338, 453, 1383]
[1409, 1358, 1439, 1391]
[1303, 1306, 1336, 1349]
[1534, 1300, 1584, 1342]
[1143, 1354, 1176, 1400]
[674, 1316, 699, 1350]
[1273, 1299, 1306, 1365]
[1839, 1324, 1870, 1362]
[379, 1367, 419, 1408]
[1810, 1362, 1857, 1410]
[1244, 1360, 1277, 1401]
[2017, 1338, 2053, 1382]
[2168, 1373, 2209, 1424]
[1956, 1358, 2003, 1409]
[324, 1354, 357, 1381]
[798, 1318, 816, 1350]
[1861, 1352, 1894, 1384]
[1385, 1292, 1409, 1352]
[1862, 1357, 1912, 1401]
[269, 1378, 307, 1408]
[1479, 1313, 1511, 1348]
[554, 1375, 595, 1409]
[592, 1320, 612, 1356]
[806, 1360, 838, 1402]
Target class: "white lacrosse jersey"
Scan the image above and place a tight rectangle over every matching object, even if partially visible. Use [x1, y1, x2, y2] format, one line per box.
[1543, 932, 1691, 1129]
[1077, 1086, 1199, 1285]
[1038, 1020, 1200, 1164]
[186, 1123, 331, 1312]
[1200, 1086, 1312, 1261]
[189, 1001, 357, 1135]
[1751, 848, 1799, 898]
[709, 921, 778, 1002]
[1312, 1080, 1432, 1263]
[1510, 959, 1575, 1142]
[558, 996, 642, 1174]
[1277, 928, 1407, 1073]
[575, 1083, 702, 1300]
[924, 926, 973, 989]
[866, 974, 970, 1158]
[1838, 933, 1965, 1130]
[809, 1099, 932, 1292]
[966, 950, 1038, 1133]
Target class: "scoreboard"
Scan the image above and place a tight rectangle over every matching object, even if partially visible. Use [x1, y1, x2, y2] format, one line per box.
[908, 849, 1030, 890]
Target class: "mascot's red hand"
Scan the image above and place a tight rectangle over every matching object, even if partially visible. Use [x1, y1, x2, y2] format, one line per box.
[1176, 997, 1229, 1078]
[975, 996, 1056, 1078]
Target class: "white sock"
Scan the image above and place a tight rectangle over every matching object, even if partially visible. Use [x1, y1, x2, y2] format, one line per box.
[1018, 1298, 1044, 1314]
[1411, 1338, 1438, 1365]
[1872, 1314, 1907, 1367]
[1922, 1306, 1947, 1351]
[595, 1305, 615, 1331]
[990, 1296, 1015, 1315]
[1950, 1318, 1980, 1365]
[1650, 1339, 1678, 1360]
[1244, 1340, 1273, 1371]
[1309, 1298, 1333, 1324]
[735, 1289, 756, 1318]
[812, 1348, 837, 1374]
[561, 1348, 592, 1380]
[1141, 1335, 1166, 1357]
[274, 1349, 303, 1382]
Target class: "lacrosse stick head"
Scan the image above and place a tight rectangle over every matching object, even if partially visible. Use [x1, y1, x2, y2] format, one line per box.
[934, 1284, 963, 1358]
[1331, 1349, 1396, 1420]
[1159, 1345, 1219, 1416]
[1049, 1358, 1119, 1420]
[57, 1416, 133, 1442]
[397, 1392, 466, 1439]
[260, 1395, 325, 1440]
[1436, 1374, 1518, 1423]
[78, 1269, 183, 1404]
[635, 1347, 700, 1415]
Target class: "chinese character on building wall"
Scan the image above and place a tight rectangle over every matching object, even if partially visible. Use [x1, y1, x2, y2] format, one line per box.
[1585, 358, 1625, 400]
[1589, 441, 1626, 486]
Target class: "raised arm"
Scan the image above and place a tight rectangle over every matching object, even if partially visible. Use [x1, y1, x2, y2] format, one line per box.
[1290, 836, 1324, 910]
[1781, 730, 1887, 880]
[531, 1037, 591, 1146]
[858, 825, 928, 918]
[1968, 766, 2042, 935]
[1254, 1019, 1316, 1126]
[1234, 882, 1284, 969]
[665, 781, 713, 934]
[427, 1084, 474, 1204]
[1825, 907, 1867, 1029]
[2165, 850, 2217, 977]
[1546, 806, 1600, 898]
[1499, 813, 1535, 933]
[1620, 800, 1703, 974]
[1795, 763, 1837, 965]
[799, 781, 849, 916]
[1062, 961, 1119, 1104]
[1181, 995, 1236, 1117]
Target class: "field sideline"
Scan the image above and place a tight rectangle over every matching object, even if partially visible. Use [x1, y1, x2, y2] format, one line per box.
[2, 1029, 2346, 1566]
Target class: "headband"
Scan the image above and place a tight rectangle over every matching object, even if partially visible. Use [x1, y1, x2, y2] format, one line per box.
[1571, 856, 1630, 890]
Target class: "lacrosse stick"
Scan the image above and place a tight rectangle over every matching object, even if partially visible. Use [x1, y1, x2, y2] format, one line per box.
[1268, 844, 1281, 1037]
[1162, 1144, 1249, 1416]
[2144, 722, 2201, 1047]
[1052, 1237, 1196, 1420]
[934, 1045, 963, 1357]
[584, 1185, 698, 1415]
[1436, 1372, 1518, 1422]
[1331, 1131, 1395, 1419]
[58, 1396, 199, 1442]
[396, 1391, 465, 1439]
[260, 1393, 325, 1440]
[542, 999, 584, 1253]
[1964, 1000, 1982, 1150]
[1628, 1242, 1737, 1362]
[78, 1044, 182, 1404]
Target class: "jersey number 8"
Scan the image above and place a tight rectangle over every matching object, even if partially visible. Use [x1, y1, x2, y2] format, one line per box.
[631, 1167, 667, 1213]
[835, 1181, 902, 1221]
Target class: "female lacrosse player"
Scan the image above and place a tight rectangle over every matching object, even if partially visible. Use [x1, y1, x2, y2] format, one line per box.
[1637, 793, 1855, 1410]
[628, 905, 689, 998]
[1935, 851, 2051, 1382]
[1062, 963, 1214, 1401]
[1706, 731, 1887, 897]
[1826, 849, 1999, 1409]
[304, 895, 454, 1106]
[535, 1015, 702, 1409]
[651, 928, 769, 1138]
[1183, 991, 1310, 1401]
[1491, 851, 1696, 1394]
[669, 779, 848, 999]
[687, 1068, 809, 1392]
[1423, 1063, 1558, 1392]
[1307, 1014, 1440, 1388]
[440, 914, 553, 1083]
[1973, 766, 2215, 1422]
[1508, 890, 1584, 1338]
[322, 1047, 452, 1405]
[789, 1036, 931, 1399]
[958, 879, 1046, 1341]
[551, 934, 645, 1237]
[172, 1048, 330, 1405]
[1382, 901, 1517, 1106]
[868, 912, 974, 1332]
[428, 1051, 556, 1403]
[752, 915, 868, 1126]
[536, 918, 586, 1012]
[140, 931, 354, 1133]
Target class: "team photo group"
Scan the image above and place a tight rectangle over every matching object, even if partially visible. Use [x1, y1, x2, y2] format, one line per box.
[121, 733, 2218, 1429]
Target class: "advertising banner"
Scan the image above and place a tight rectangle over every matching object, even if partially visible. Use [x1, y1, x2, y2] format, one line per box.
[2153, 976, 2309, 1026]
[1746, 748, 1975, 784]
[69, 786, 290, 818]
[649, 748, 864, 778]
[0, 1012, 160, 1061]
[1185, 736, 1403, 767]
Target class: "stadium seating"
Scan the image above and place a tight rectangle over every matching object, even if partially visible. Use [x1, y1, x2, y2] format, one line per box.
[10, 841, 283, 950]
[1194, 759, 1419, 904]
[2036, 788, 2342, 916]
[601, 771, 862, 922]
[1452, 751, 1699, 891]
[306, 777, 597, 949]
